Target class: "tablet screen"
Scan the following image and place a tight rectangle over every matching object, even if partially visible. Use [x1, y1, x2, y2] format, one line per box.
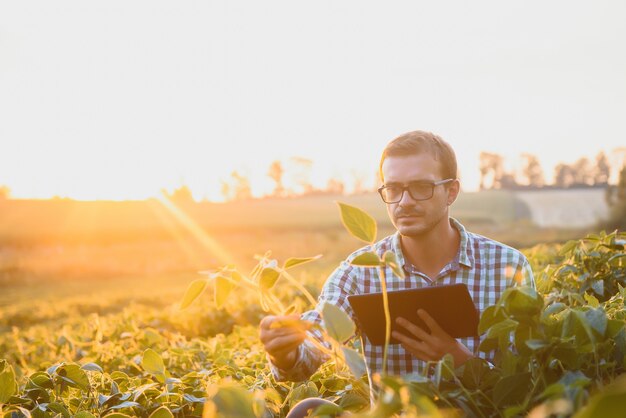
[347, 283, 479, 346]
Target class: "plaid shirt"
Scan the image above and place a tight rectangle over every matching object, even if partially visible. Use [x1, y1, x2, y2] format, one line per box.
[271, 218, 535, 384]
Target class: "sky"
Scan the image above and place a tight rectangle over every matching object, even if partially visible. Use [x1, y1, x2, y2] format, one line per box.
[1, 1, 625, 200]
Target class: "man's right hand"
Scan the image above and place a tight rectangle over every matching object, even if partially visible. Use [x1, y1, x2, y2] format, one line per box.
[259, 314, 309, 370]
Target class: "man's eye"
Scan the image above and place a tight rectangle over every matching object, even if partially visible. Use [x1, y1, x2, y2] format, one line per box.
[409, 184, 431, 192]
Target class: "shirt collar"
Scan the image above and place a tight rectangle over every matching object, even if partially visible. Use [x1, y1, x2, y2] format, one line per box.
[450, 217, 474, 268]
[391, 217, 474, 271]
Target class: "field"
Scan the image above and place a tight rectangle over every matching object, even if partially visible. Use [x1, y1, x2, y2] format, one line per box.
[1, 192, 623, 417]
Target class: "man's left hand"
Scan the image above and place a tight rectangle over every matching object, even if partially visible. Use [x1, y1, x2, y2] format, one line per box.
[392, 309, 473, 368]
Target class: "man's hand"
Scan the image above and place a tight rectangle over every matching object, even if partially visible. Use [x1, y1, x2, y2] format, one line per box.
[392, 309, 473, 367]
[259, 314, 309, 370]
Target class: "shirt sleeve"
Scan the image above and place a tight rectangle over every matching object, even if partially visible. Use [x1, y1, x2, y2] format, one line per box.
[517, 256, 536, 289]
[269, 260, 359, 382]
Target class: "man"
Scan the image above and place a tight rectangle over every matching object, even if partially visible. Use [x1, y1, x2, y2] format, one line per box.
[260, 130, 535, 415]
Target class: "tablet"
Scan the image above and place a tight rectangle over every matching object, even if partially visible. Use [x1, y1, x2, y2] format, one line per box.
[347, 283, 479, 346]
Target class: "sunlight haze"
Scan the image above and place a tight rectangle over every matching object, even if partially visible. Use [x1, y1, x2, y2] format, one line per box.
[1, 1, 625, 200]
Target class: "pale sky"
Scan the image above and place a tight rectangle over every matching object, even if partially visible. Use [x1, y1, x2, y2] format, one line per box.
[1, 1, 625, 200]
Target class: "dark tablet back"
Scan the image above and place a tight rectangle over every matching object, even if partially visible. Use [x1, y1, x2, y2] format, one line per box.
[347, 283, 479, 346]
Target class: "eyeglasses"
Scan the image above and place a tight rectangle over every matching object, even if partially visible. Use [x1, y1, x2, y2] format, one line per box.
[378, 179, 454, 203]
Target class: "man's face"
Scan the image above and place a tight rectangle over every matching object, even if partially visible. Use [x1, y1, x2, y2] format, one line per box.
[381, 153, 459, 237]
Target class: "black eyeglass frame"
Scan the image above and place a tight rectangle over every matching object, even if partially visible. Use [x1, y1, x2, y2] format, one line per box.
[377, 178, 455, 203]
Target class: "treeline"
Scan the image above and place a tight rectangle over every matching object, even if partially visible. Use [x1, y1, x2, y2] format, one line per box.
[479, 151, 619, 190]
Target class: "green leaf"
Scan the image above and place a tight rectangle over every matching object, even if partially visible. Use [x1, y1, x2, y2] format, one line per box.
[259, 267, 280, 290]
[75, 412, 97, 418]
[321, 302, 355, 343]
[558, 239, 579, 256]
[0, 362, 17, 403]
[310, 403, 344, 417]
[283, 255, 322, 269]
[503, 286, 543, 318]
[478, 337, 499, 353]
[383, 251, 405, 279]
[57, 364, 90, 391]
[573, 375, 626, 418]
[479, 305, 507, 335]
[341, 347, 367, 378]
[149, 406, 174, 418]
[564, 310, 596, 346]
[48, 402, 71, 417]
[460, 358, 494, 390]
[543, 302, 567, 317]
[142, 349, 166, 383]
[27, 371, 53, 389]
[591, 280, 605, 297]
[607, 319, 624, 338]
[132, 382, 160, 402]
[525, 339, 550, 351]
[215, 275, 237, 308]
[514, 324, 533, 355]
[585, 308, 608, 337]
[180, 279, 207, 309]
[584, 293, 600, 308]
[337, 202, 377, 243]
[350, 251, 381, 267]
[109, 401, 141, 410]
[493, 372, 531, 406]
[206, 385, 259, 417]
[486, 318, 519, 339]
[102, 414, 132, 418]
[81, 362, 103, 373]
[503, 405, 526, 418]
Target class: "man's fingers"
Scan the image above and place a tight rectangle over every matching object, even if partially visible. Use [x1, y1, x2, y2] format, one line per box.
[260, 325, 304, 344]
[395, 316, 433, 343]
[260, 315, 277, 329]
[392, 331, 436, 361]
[264, 333, 305, 356]
[417, 309, 445, 336]
[260, 314, 301, 330]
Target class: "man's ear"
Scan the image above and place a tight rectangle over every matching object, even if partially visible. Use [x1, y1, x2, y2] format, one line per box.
[446, 179, 460, 206]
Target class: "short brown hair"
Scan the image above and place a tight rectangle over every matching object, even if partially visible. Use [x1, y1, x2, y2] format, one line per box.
[379, 130, 457, 181]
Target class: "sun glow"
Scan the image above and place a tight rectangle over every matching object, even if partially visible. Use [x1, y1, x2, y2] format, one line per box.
[154, 194, 235, 266]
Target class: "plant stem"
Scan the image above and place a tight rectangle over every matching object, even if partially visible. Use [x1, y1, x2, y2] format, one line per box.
[280, 270, 318, 308]
[379, 267, 391, 376]
[445, 363, 488, 418]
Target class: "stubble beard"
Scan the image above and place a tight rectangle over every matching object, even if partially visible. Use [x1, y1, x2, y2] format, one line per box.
[394, 208, 448, 239]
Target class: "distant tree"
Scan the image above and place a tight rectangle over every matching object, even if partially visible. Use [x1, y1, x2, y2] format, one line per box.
[231, 171, 252, 200]
[0, 185, 10, 200]
[609, 147, 626, 181]
[499, 173, 518, 189]
[326, 178, 345, 195]
[554, 163, 575, 188]
[572, 157, 594, 185]
[219, 171, 253, 201]
[594, 152, 611, 185]
[351, 170, 368, 194]
[521, 154, 544, 187]
[267, 161, 285, 197]
[479, 152, 504, 189]
[602, 164, 626, 230]
[165, 185, 195, 204]
[220, 181, 232, 201]
[289, 157, 313, 195]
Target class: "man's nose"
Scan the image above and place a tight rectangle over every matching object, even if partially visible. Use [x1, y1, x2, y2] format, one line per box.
[398, 188, 416, 206]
